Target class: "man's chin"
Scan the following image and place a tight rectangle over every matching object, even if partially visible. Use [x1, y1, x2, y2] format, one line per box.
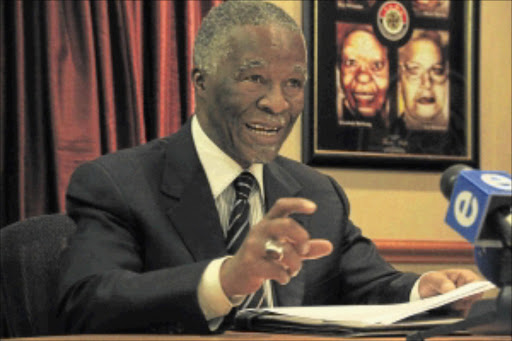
[246, 146, 281, 165]
[358, 109, 378, 118]
[414, 108, 440, 121]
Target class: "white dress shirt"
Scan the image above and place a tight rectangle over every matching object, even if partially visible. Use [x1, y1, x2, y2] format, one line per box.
[190, 115, 423, 329]
[192, 116, 275, 329]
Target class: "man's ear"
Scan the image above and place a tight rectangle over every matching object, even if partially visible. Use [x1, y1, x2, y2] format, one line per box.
[192, 68, 206, 94]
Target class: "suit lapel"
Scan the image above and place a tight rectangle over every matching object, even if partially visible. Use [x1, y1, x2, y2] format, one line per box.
[159, 127, 309, 305]
[160, 122, 227, 262]
[264, 160, 309, 307]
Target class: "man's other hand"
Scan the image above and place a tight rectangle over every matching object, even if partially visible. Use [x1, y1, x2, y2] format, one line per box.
[419, 269, 484, 315]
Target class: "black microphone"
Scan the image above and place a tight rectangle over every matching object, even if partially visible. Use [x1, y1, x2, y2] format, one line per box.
[440, 164, 511, 285]
[419, 166, 512, 341]
[440, 164, 472, 200]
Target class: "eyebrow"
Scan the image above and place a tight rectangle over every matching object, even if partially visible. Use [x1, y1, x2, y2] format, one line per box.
[237, 59, 267, 74]
[293, 65, 307, 78]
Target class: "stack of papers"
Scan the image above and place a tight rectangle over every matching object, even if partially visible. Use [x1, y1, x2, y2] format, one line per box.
[255, 280, 496, 325]
[235, 280, 497, 336]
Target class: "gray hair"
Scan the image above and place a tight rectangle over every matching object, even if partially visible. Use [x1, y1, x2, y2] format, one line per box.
[194, 1, 304, 74]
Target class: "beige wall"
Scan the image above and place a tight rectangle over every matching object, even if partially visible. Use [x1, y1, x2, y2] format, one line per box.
[271, 0, 512, 246]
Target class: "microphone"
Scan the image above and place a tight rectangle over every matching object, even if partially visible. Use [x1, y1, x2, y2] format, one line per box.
[440, 164, 511, 285]
[427, 165, 512, 341]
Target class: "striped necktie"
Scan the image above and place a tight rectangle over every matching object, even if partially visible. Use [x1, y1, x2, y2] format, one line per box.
[226, 172, 268, 309]
[226, 172, 255, 254]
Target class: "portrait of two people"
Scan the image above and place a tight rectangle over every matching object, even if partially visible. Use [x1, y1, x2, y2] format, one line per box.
[328, 0, 466, 156]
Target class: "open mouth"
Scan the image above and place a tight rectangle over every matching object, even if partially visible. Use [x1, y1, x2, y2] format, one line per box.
[245, 123, 281, 136]
[354, 92, 375, 106]
[417, 97, 435, 104]
[354, 92, 375, 102]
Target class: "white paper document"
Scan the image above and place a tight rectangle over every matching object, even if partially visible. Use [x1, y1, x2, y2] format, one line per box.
[247, 280, 496, 326]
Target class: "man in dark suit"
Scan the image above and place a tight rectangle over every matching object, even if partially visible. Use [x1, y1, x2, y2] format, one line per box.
[57, 1, 481, 335]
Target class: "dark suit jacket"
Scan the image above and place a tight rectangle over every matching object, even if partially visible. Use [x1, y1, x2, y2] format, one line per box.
[57, 121, 419, 334]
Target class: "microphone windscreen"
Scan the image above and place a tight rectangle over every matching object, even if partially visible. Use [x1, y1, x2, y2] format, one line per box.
[440, 164, 473, 199]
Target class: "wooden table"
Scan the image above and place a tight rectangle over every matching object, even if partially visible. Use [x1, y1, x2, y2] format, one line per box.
[5, 332, 512, 341]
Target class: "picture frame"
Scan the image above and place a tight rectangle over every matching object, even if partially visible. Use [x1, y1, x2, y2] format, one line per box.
[302, 0, 479, 170]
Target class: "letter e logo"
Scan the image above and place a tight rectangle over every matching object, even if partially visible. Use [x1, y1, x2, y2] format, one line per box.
[453, 191, 479, 227]
[481, 174, 512, 191]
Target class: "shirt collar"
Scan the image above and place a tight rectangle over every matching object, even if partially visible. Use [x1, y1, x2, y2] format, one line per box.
[191, 115, 264, 200]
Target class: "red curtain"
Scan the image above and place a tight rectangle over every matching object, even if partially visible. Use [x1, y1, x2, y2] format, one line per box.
[0, 0, 223, 227]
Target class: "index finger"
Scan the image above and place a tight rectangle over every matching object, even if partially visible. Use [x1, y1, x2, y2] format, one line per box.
[266, 198, 317, 220]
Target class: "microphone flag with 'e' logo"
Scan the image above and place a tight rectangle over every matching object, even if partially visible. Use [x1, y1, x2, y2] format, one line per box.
[445, 170, 511, 245]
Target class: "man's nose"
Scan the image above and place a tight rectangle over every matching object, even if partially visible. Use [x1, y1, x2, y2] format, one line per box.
[420, 70, 433, 89]
[257, 84, 290, 114]
[355, 65, 372, 84]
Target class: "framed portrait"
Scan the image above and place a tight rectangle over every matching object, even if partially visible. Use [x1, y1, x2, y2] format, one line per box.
[302, 0, 479, 170]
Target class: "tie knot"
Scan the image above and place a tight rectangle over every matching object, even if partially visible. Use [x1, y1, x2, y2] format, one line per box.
[234, 171, 255, 200]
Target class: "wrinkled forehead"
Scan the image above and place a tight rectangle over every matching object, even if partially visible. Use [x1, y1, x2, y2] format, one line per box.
[235, 57, 307, 79]
[343, 30, 387, 59]
[226, 24, 306, 62]
[404, 39, 443, 65]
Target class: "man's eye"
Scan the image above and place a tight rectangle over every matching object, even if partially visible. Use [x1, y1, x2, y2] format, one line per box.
[405, 64, 420, 75]
[343, 59, 357, 68]
[372, 61, 385, 71]
[431, 65, 445, 75]
[286, 79, 303, 89]
[245, 75, 265, 84]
